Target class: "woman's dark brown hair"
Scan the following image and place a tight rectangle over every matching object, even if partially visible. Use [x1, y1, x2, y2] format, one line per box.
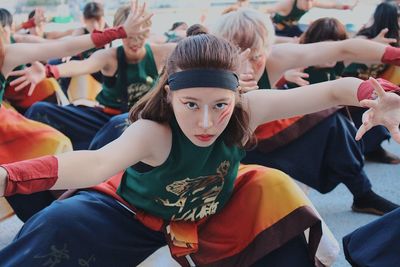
[83, 2, 104, 20]
[299, 17, 348, 44]
[130, 34, 255, 148]
[186, 24, 208, 37]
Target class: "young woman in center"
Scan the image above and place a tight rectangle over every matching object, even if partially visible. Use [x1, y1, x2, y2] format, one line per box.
[0, 34, 400, 267]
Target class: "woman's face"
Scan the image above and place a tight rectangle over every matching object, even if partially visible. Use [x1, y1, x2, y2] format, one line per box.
[122, 33, 148, 56]
[170, 86, 236, 147]
[243, 49, 268, 82]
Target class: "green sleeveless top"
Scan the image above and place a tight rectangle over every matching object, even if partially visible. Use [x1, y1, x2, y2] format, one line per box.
[0, 73, 6, 104]
[285, 63, 345, 88]
[117, 118, 245, 221]
[96, 44, 158, 112]
[273, 0, 307, 25]
[257, 70, 272, 89]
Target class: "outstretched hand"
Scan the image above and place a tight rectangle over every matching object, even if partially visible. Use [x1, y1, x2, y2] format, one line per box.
[284, 68, 309, 87]
[371, 28, 397, 45]
[8, 61, 46, 96]
[238, 49, 259, 93]
[356, 78, 400, 143]
[123, 0, 153, 38]
[33, 8, 46, 26]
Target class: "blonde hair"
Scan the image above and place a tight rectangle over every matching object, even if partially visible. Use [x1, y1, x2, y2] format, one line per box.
[212, 8, 275, 53]
[113, 5, 152, 28]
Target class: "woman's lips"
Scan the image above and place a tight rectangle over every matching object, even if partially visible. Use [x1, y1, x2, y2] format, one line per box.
[195, 134, 214, 142]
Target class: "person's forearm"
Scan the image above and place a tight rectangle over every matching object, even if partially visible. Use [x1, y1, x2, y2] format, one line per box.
[57, 60, 101, 78]
[341, 39, 386, 63]
[54, 150, 120, 190]
[330, 77, 362, 106]
[0, 150, 120, 197]
[4, 27, 125, 75]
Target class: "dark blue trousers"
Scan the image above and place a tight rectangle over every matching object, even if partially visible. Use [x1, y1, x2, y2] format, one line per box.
[242, 113, 372, 197]
[89, 113, 130, 150]
[25, 102, 113, 150]
[0, 191, 314, 267]
[343, 208, 400, 267]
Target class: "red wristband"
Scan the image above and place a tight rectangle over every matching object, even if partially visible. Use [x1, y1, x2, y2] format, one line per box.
[91, 26, 127, 48]
[275, 76, 287, 88]
[342, 5, 351, 10]
[381, 46, 400, 66]
[2, 155, 58, 196]
[357, 78, 400, 101]
[22, 18, 36, 29]
[45, 64, 60, 79]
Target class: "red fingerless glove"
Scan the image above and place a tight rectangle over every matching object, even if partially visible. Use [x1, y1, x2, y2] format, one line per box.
[45, 64, 60, 79]
[381, 46, 400, 66]
[91, 26, 127, 48]
[357, 78, 400, 101]
[341, 5, 351, 10]
[2, 155, 58, 196]
[21, 18, 36, 29]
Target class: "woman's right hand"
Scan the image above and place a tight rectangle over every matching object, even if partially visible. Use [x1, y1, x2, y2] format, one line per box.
[8, 61, 46, 96]
[284, 68, 309, 87]
[123, 0, 153, 38]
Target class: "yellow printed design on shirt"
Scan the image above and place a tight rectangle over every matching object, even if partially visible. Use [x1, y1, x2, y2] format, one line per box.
[157, 161, 230, 221]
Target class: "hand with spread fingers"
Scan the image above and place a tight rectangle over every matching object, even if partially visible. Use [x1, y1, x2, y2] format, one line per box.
[238, 48, 259, 93]
[283, 68, 310, 87]
[370, 28, 397, 45]
[123, 0, 153, 39]
[8, 61, 46, 96]
[356, 77, 400, 143]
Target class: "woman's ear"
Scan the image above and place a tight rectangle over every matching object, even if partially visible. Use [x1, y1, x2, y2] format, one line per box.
[164, 84, 172, 103]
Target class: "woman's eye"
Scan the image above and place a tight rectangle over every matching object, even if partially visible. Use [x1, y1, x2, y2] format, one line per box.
[185, 102, 198, 110]
[215, 103, 227, 110]
[250, 54, 262, 62]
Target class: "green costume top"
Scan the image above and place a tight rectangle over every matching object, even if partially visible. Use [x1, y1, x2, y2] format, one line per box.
[96, 44, 158, 112]
[117, 117, 245, 221]
[257, 70, 272, 89]
[273, 0, 307, 26]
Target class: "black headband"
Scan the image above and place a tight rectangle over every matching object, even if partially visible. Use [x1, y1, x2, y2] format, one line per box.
[167, 69, 239, 91]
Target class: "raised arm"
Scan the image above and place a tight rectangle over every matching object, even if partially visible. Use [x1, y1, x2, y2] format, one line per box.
[245, 77, 400, 141]
[9, 48, 116, 94]
[1, 0, 152, 77]
[0, 119, 170, 196]
[267, 38, 392, 84]
[45, 28, 76, 40]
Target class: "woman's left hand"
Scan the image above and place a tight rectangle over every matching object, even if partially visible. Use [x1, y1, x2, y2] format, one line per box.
[356, 78, 400, 143]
